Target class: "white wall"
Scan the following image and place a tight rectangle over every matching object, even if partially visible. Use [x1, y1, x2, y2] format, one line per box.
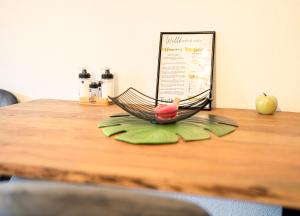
[0, 0, 300, 111]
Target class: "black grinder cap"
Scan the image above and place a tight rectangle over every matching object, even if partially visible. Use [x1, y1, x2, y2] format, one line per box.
[89, 82, 99, 88]
[101, 69, 113, 79]
[79, 69, 91, 78]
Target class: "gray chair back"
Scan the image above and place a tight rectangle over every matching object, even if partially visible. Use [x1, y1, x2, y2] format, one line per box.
[0, 182, 209, 216]
[0, 89, 18, 181]
[0, 89, 18, 107]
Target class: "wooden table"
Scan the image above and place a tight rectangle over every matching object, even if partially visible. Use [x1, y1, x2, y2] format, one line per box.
[0, 99, 300, 209]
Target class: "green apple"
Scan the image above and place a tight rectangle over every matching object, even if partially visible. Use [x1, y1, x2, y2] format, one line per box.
[256, 93, 278, 115]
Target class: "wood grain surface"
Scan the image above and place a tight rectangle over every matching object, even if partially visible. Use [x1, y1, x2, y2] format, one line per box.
[0, 99, 300, 209]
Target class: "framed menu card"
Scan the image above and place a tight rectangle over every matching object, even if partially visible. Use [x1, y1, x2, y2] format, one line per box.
[155, 32, 215, 110]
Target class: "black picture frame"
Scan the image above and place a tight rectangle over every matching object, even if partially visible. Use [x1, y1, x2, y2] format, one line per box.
[155, 31, 215, 110]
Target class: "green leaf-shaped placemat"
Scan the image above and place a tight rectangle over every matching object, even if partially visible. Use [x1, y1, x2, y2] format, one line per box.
[98, 116, 237, 145]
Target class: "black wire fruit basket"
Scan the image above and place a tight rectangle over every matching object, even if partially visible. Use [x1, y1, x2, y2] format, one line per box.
[108, 87, 212, 124]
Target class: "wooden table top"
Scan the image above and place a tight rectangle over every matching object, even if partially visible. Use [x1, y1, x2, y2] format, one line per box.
[0, 99, 300, 209]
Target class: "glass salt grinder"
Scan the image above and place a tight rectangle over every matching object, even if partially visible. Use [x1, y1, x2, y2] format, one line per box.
[89, 82, 99, 103]
[79, 69, 91, 102]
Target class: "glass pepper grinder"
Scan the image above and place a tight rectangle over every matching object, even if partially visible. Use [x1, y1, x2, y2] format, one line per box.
[101, 68, 114, 101]
[98, 81, 102, 99]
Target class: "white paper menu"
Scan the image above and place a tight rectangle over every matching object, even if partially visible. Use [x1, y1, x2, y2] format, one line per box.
[157, 33, 214, 103]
